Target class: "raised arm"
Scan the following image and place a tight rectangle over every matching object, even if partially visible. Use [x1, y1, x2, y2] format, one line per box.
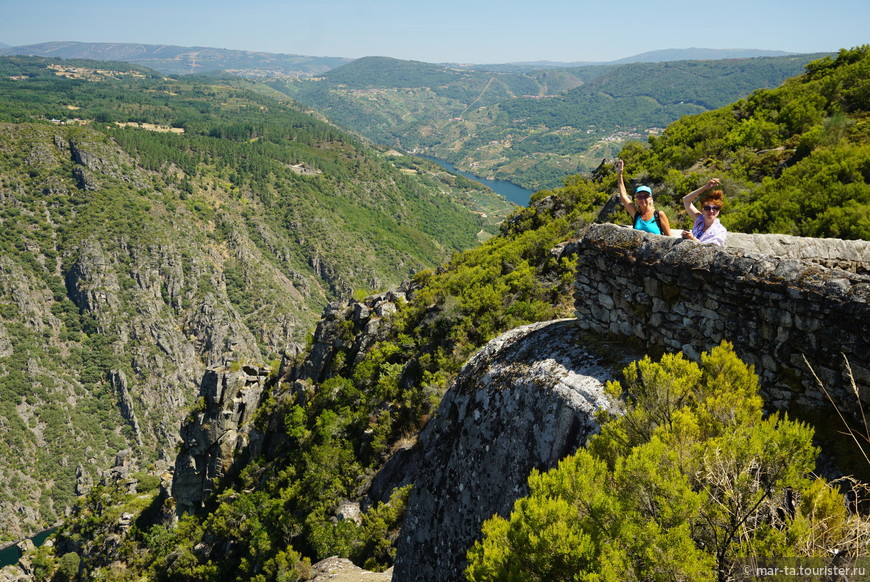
[682, 178, 720, 220]
[615, 159, 637, 219]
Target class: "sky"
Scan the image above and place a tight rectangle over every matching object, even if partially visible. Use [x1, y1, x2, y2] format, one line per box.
[1, 0, 868, 64]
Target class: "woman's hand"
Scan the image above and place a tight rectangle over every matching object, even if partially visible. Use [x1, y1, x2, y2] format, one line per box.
[681, 230, 697, 241]
[616, 159, 624, 174]
[706, 178, 720, 189]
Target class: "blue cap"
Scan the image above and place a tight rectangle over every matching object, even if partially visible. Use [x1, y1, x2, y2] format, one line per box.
[635, 185, 653, 196]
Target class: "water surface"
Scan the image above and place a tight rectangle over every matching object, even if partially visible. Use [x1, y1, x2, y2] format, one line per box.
[421, 155, 533, 207]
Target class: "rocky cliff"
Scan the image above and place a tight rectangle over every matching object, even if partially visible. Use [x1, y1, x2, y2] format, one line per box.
[162, 224, 869, 581]
[0, 116, 497, 541]
[0, 124, 307, 539]
[166, 313, 618, 581]
[388, 319, 618, 582]
[172, 364, 271, 515]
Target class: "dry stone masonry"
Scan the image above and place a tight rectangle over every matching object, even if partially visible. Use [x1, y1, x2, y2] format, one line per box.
[573, 224, 869, 415]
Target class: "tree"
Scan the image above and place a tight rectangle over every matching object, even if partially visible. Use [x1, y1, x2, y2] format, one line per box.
[467, 342, 869, 582]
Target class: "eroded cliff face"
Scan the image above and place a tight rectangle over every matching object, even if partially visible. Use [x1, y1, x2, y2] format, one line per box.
[168, 287, 414, 518]
[389, 319, 617, 582]
[62, 236, 268, 451]
[0, 124, 318, 539]
[172, 365, 270, 515]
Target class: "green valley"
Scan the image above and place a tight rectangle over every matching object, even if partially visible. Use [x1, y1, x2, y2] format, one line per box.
[1, 42, 870, 582]
[278, 53, 829, 190]
[0, 55, 513, 541]
[4, 45, 867, 582]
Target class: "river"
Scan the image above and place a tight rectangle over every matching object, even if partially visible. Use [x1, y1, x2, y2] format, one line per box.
[419, 155, 533, 207]
[0, 529, 55, 568]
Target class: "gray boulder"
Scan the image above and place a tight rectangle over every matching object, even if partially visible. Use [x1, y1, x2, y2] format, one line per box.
[391, 319, 617, 582]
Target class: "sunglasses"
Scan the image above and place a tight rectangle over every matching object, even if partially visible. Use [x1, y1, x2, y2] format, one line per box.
[703, 205, 721, 212]
[635, 193, 651, 200]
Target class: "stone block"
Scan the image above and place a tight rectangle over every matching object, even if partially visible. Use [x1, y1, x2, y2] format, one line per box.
[643, 277, 661, 296]
[597, 293, 615, 310]
[794, 314, 820, 332]
[681, 344, 699, 360]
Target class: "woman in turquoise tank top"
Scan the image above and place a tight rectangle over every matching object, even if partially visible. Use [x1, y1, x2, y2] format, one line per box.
[615, 159, 672, 236]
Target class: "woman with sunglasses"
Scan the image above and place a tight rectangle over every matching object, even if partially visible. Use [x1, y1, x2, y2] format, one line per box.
[681, 178, 727, 245]
[615, 159, 672, 236]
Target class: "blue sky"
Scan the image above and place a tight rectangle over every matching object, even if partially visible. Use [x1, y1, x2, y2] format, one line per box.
[2, 0, 868, 64]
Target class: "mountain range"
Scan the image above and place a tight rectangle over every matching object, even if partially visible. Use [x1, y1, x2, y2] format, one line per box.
[462, 47, 795, 72]
[0, 42, 353, 77]
[0, 41, 793, 77]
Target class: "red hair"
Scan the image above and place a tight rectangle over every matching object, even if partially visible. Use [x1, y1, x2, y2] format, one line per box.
[700, 189, 725, 208]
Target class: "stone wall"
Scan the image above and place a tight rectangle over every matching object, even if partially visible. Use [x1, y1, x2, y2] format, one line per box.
[573, 224, 869, 415]
[726, 232, 869, 274]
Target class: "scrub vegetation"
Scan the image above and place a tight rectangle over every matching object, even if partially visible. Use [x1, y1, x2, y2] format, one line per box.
[3, 46, 870, 580]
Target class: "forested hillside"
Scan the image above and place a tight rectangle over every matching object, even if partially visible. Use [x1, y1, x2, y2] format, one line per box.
[0, 55, 513, 541]
[274, 56, 600, 148]
[8, 46, 867, 581]
[0, 42, 351, 77]
[280, 53, 827, 190]
[609, 46, 870, 239]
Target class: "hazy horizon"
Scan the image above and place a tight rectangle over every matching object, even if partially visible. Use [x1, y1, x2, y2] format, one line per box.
[2, 0, 867, 65]
[0, 41, 805, 68]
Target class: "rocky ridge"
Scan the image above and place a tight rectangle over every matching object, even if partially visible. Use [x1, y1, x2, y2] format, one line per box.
[172, 364, 272, 515]
[389, 319, 618, 582]
[170, 286, 412, 517]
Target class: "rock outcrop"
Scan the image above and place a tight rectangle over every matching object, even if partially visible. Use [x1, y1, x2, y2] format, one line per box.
[310, 557, 392, 582]
[109, 370, 143, 446]
[172, 364, 270, 515]
[390, 319, 617, 582]
[291, 286, 411, 384]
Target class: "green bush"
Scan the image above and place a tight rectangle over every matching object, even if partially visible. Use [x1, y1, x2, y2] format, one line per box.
[467, 343, 868, 581]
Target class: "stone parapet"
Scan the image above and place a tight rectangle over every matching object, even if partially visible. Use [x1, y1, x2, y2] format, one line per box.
[727, 232, 869, 274]
[573, 224, 869, 414]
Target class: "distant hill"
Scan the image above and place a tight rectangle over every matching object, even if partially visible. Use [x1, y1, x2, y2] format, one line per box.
[280, 53, 829, 190]
[0, 41, 352, 77]
[608, 47, 793, 63]
[0, 42, 10, 49]
[1, 42, 796, 79]
[452, 48, 795, 72]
